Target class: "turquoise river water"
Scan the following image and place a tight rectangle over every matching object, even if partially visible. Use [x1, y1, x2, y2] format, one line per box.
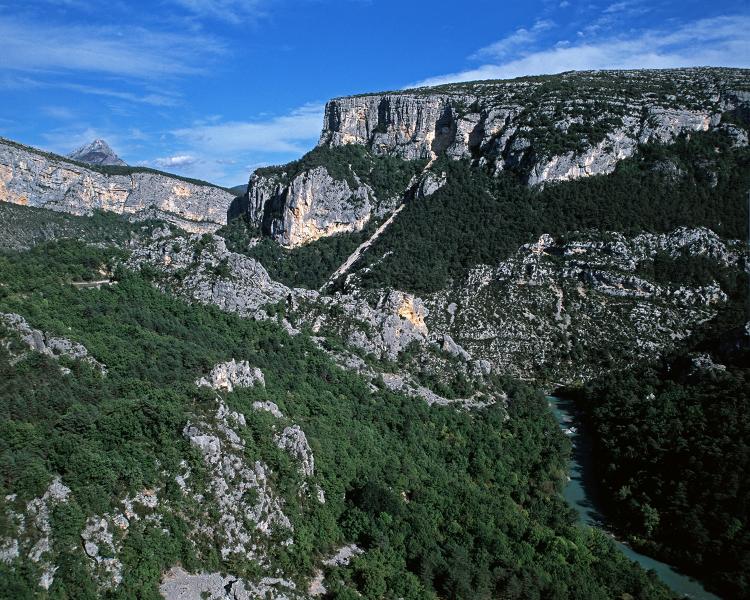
[547, 396, 721, 600]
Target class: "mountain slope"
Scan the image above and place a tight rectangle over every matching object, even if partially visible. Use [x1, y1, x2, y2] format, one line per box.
[0, 137, 235, 233]
[246, 67, 749, 249]
[0, 67, 748, 599]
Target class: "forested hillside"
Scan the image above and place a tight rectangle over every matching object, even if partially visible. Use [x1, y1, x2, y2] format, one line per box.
[350, 128, 749, 294]
[568, 305, 750, 599]
[0, 240, 674, 599]
[1, 67, 748, 600]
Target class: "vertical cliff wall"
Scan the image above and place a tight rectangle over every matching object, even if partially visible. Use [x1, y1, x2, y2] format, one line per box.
[0, 139, 235, 233]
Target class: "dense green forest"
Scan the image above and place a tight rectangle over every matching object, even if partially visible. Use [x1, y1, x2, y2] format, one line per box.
[0, 240, 674, 599]
[351, 129, 749, 294]
[566, 303, 750, 599]
[0, 203, 157, 251]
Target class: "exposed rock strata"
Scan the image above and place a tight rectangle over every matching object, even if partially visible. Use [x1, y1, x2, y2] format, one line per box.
[197, 359, 265, 392]
[422, 227, 742, 381]
[319, 68, 749, 185]
[248, 165, 373, 247]
[0, 138, 234, 233]
[126, 233, 294, 318]
[183, 395, 292, 560]
[160, 566, 298, 600]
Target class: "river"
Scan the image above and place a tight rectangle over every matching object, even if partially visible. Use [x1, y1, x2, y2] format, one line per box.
[547, 396, 721, 600]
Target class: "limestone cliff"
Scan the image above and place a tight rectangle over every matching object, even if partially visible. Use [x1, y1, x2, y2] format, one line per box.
[246, 68, 748, 250]
[319, 68, 749, 184]
[0, 138, 234, 233]
[248, 164, 374, 247]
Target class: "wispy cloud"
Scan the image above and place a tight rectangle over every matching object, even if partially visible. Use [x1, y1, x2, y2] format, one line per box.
[168, 0, 266, 24]
[155, 154, 198, 167]
[414, 15, 750, 87]
[162, 103, 325, 185]
[172, 103, 324, 154]
[0, 15, 224, 80]
[471, 19, 555, 60]
[41, 106, 77, 120]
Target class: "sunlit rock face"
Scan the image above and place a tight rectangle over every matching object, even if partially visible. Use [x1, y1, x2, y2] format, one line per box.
[0, 139, 234, 233]
[248, 165, 373, 247]
[319, 68, 748, 184]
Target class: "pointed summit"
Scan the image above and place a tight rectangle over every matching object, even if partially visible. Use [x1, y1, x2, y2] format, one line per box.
[67, 139, 126, 166]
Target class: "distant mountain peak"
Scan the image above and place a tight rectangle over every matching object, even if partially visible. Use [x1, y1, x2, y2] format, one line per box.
[67, 139, 126, 166]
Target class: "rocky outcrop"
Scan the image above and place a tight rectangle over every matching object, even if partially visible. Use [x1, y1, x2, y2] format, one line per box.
[197, 360, 265, 392]
[126, 232, 294, 319]
[0, 477, 72, 590]
[0, 138, 234, 233]
[81, 517, 123, 588]
[275, 426, 315, 477]
[67, 139, 126, 166]
[248, 165, 374, 247]
[423, 227, 743, 381]
[0, 312, 107, 374]
[307, 289, 429, 361]
[183, 395, 293, 560]
[160, 567, 298, 600]
[319, 68, 749, 185]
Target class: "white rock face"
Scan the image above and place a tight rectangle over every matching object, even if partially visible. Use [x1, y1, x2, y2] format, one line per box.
[160, 566, 298, 600]
[248, 166, 373, 247]
[318, 68, 748, 185]
[0, 138, 234, 233]
[197, 359, 265, 392]
[252, 401, 284, 418]
[81, 517, 123, 588]
[183, 395, 292, 560]
[310, 289, 429, 361]
[275, 426, 315, 477]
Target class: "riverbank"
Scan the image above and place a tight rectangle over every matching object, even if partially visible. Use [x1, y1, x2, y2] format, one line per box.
[547, 395, 721, 600]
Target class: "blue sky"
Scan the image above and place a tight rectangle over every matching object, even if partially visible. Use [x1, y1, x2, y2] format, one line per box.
[0, 0, 748, 186]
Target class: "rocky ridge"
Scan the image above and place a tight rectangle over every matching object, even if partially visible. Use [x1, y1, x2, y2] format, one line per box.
[320, 68, 749, 185]
[0, 138, 235, 233]
[244, 68, 748, 250]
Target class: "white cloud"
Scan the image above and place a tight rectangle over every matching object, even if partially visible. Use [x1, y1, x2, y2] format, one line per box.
[0, 15, 224, 80]
[164, 103, 325, 185]
[172, 103, 325, 154]
[155, 154, 198, 167]
[472, 19, 555, 60]
[413, 15, 750, 87]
